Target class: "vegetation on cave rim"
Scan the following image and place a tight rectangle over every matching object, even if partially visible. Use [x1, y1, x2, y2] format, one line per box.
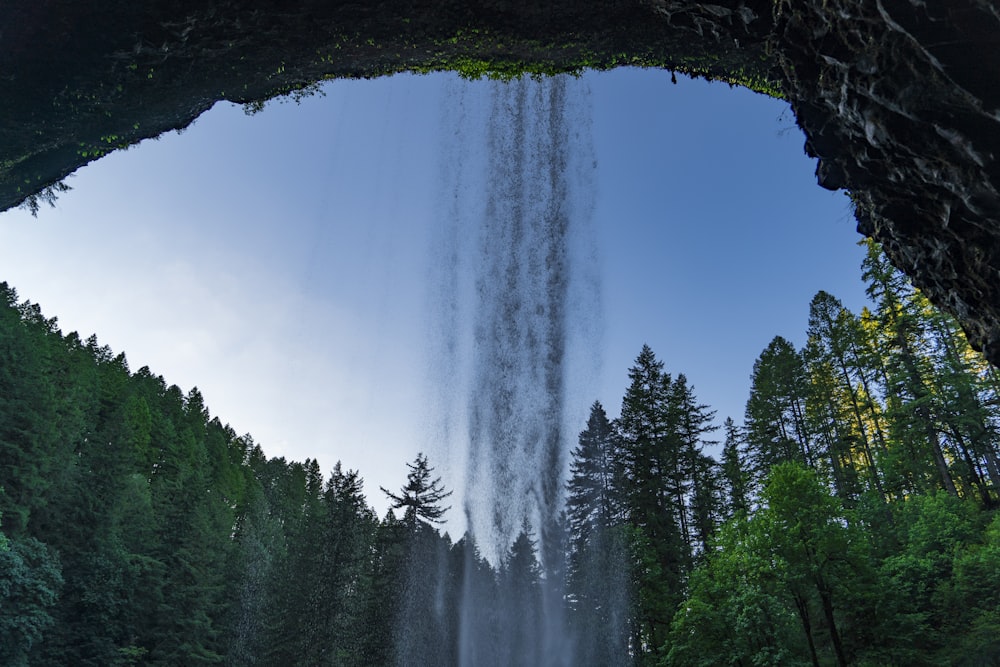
[2, 239, 999, 664]
[15, 41, 778, 216]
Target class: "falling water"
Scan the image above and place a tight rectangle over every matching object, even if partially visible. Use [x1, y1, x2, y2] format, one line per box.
[429, 74, 600, 666]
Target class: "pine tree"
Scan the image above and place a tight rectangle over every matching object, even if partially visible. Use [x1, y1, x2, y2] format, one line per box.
[805, 291, 888, 501]
[920, 294, 1000, 505]
[145, 387, 234, 665]
[381, 452, 453, 529]
[382, 453, 454, 666]
[687, 451, 723, 558]
[267, 458, 326, 665]
[499, 519, 544, 666]
[719, 417, 750, 517]
[614, 345, 686, 661]
[565, 401, 631, 666]
[360, 510, 406, 666]
[862, 240, 959, 496]
[667, 374, 718, 557]
[313, 463, 377, 666]
[0, 284, 64, 535]
[450, 532, 499, 667]
[744, 336, 814, 474]
[226, 480, 281, 667]
[566, 401, 620, 548]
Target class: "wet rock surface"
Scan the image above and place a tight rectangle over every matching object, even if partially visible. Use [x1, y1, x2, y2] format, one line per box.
[1, 0, 998, 364]
[773, 0, 1000, 363]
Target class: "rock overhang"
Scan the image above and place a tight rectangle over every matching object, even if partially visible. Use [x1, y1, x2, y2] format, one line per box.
[2, 0, 998, 363]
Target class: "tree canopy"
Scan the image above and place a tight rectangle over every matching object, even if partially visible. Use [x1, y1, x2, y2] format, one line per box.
[2, 239, 1000, 663]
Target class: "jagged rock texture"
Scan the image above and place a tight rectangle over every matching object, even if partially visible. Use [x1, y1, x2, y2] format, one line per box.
[776, 0, 1000, 363]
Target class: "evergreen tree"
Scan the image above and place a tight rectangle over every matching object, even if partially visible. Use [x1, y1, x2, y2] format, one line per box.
[450, 532, 499, 667]
[566, 401, 620, 547]
[687, 451, 723, 558]
[862, 239, 959, 497]
[719, 417, 750, 517]
[307, 463, 377, 666]
[0, 284, 63, 534]
[802, 337, 866, 501]
[361, 510, 407, 666]
[145, 387, 234, 665]
[920, 294, 1000, 505]
[744, 336, 814, 474]
[565, 402, 631, 666]
[6, 248, 1000, 667]
[498, 519, 544, 666]
[667, 374, 718, 556]
[805, 290, 888, 501]
[225, 480, 281, 667]
[266, 458, 326, 665]
[614, 345, 686, 661]
[381, 452, 453, 529]
[382, 453, 454, 666]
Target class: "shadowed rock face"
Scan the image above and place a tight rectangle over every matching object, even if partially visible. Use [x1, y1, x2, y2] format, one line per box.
[775, 0, 1000, 365]
[2, 0, 998, 364]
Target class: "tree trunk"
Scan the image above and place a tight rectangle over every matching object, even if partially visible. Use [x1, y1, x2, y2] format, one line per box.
[895, 323, 960, 497]
[793, 591, 821, 667]
[836, 357, 887, 501]
[925, 413, 959, 497]
[816, 577, 848, 667]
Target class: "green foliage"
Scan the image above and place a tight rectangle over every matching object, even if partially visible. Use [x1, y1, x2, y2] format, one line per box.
[566, 402, 633, 664]
[240, 80, 326, 116]
[670, 241, 1000, 665]
[449, 57, 569, 82]
[0, 237, 998, 665]
[719, 418, 750, 518]
[16, 179, 72, 217]
[0, 536, 63, 666]
[667, 518, 802, 667]
[381, 452, 453, 528]
[744, 336, 812, 474]
[948, 514, 1000, 663]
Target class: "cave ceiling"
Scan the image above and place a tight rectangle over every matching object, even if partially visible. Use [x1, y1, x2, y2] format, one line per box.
[2, 0, 999, 363]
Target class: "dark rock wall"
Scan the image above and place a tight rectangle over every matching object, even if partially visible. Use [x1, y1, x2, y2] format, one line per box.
[772, 0, 1000, 362]
[0, 0, 776, 214]
[2, 0, 999, 365]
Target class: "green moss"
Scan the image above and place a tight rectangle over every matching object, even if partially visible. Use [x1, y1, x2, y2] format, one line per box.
[241, 79, 328, 115]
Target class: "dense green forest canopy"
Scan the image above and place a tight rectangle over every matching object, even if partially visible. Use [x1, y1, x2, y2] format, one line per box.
[2, 239, 999, 665]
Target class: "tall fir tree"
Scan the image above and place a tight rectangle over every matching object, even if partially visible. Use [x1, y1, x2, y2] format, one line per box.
[719, 417, 750, 518]
[805, 290, 888, 501]
[744, 336, 814, 474]
[667, 374, 718, 557]
[566, 401, 632, 666]
[861, 239, 959, 497]
[382, 453, 454, 666]
[381, 452, 453, 529]
[615, 345, 686, 661]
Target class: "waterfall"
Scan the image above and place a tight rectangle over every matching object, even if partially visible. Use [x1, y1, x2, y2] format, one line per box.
[428, 74, 600, 666]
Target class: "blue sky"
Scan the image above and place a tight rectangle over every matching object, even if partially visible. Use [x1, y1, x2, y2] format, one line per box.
[0, 69, 869, 519]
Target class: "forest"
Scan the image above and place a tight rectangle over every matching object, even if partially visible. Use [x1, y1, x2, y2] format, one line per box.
[1, 238, 998, 666]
